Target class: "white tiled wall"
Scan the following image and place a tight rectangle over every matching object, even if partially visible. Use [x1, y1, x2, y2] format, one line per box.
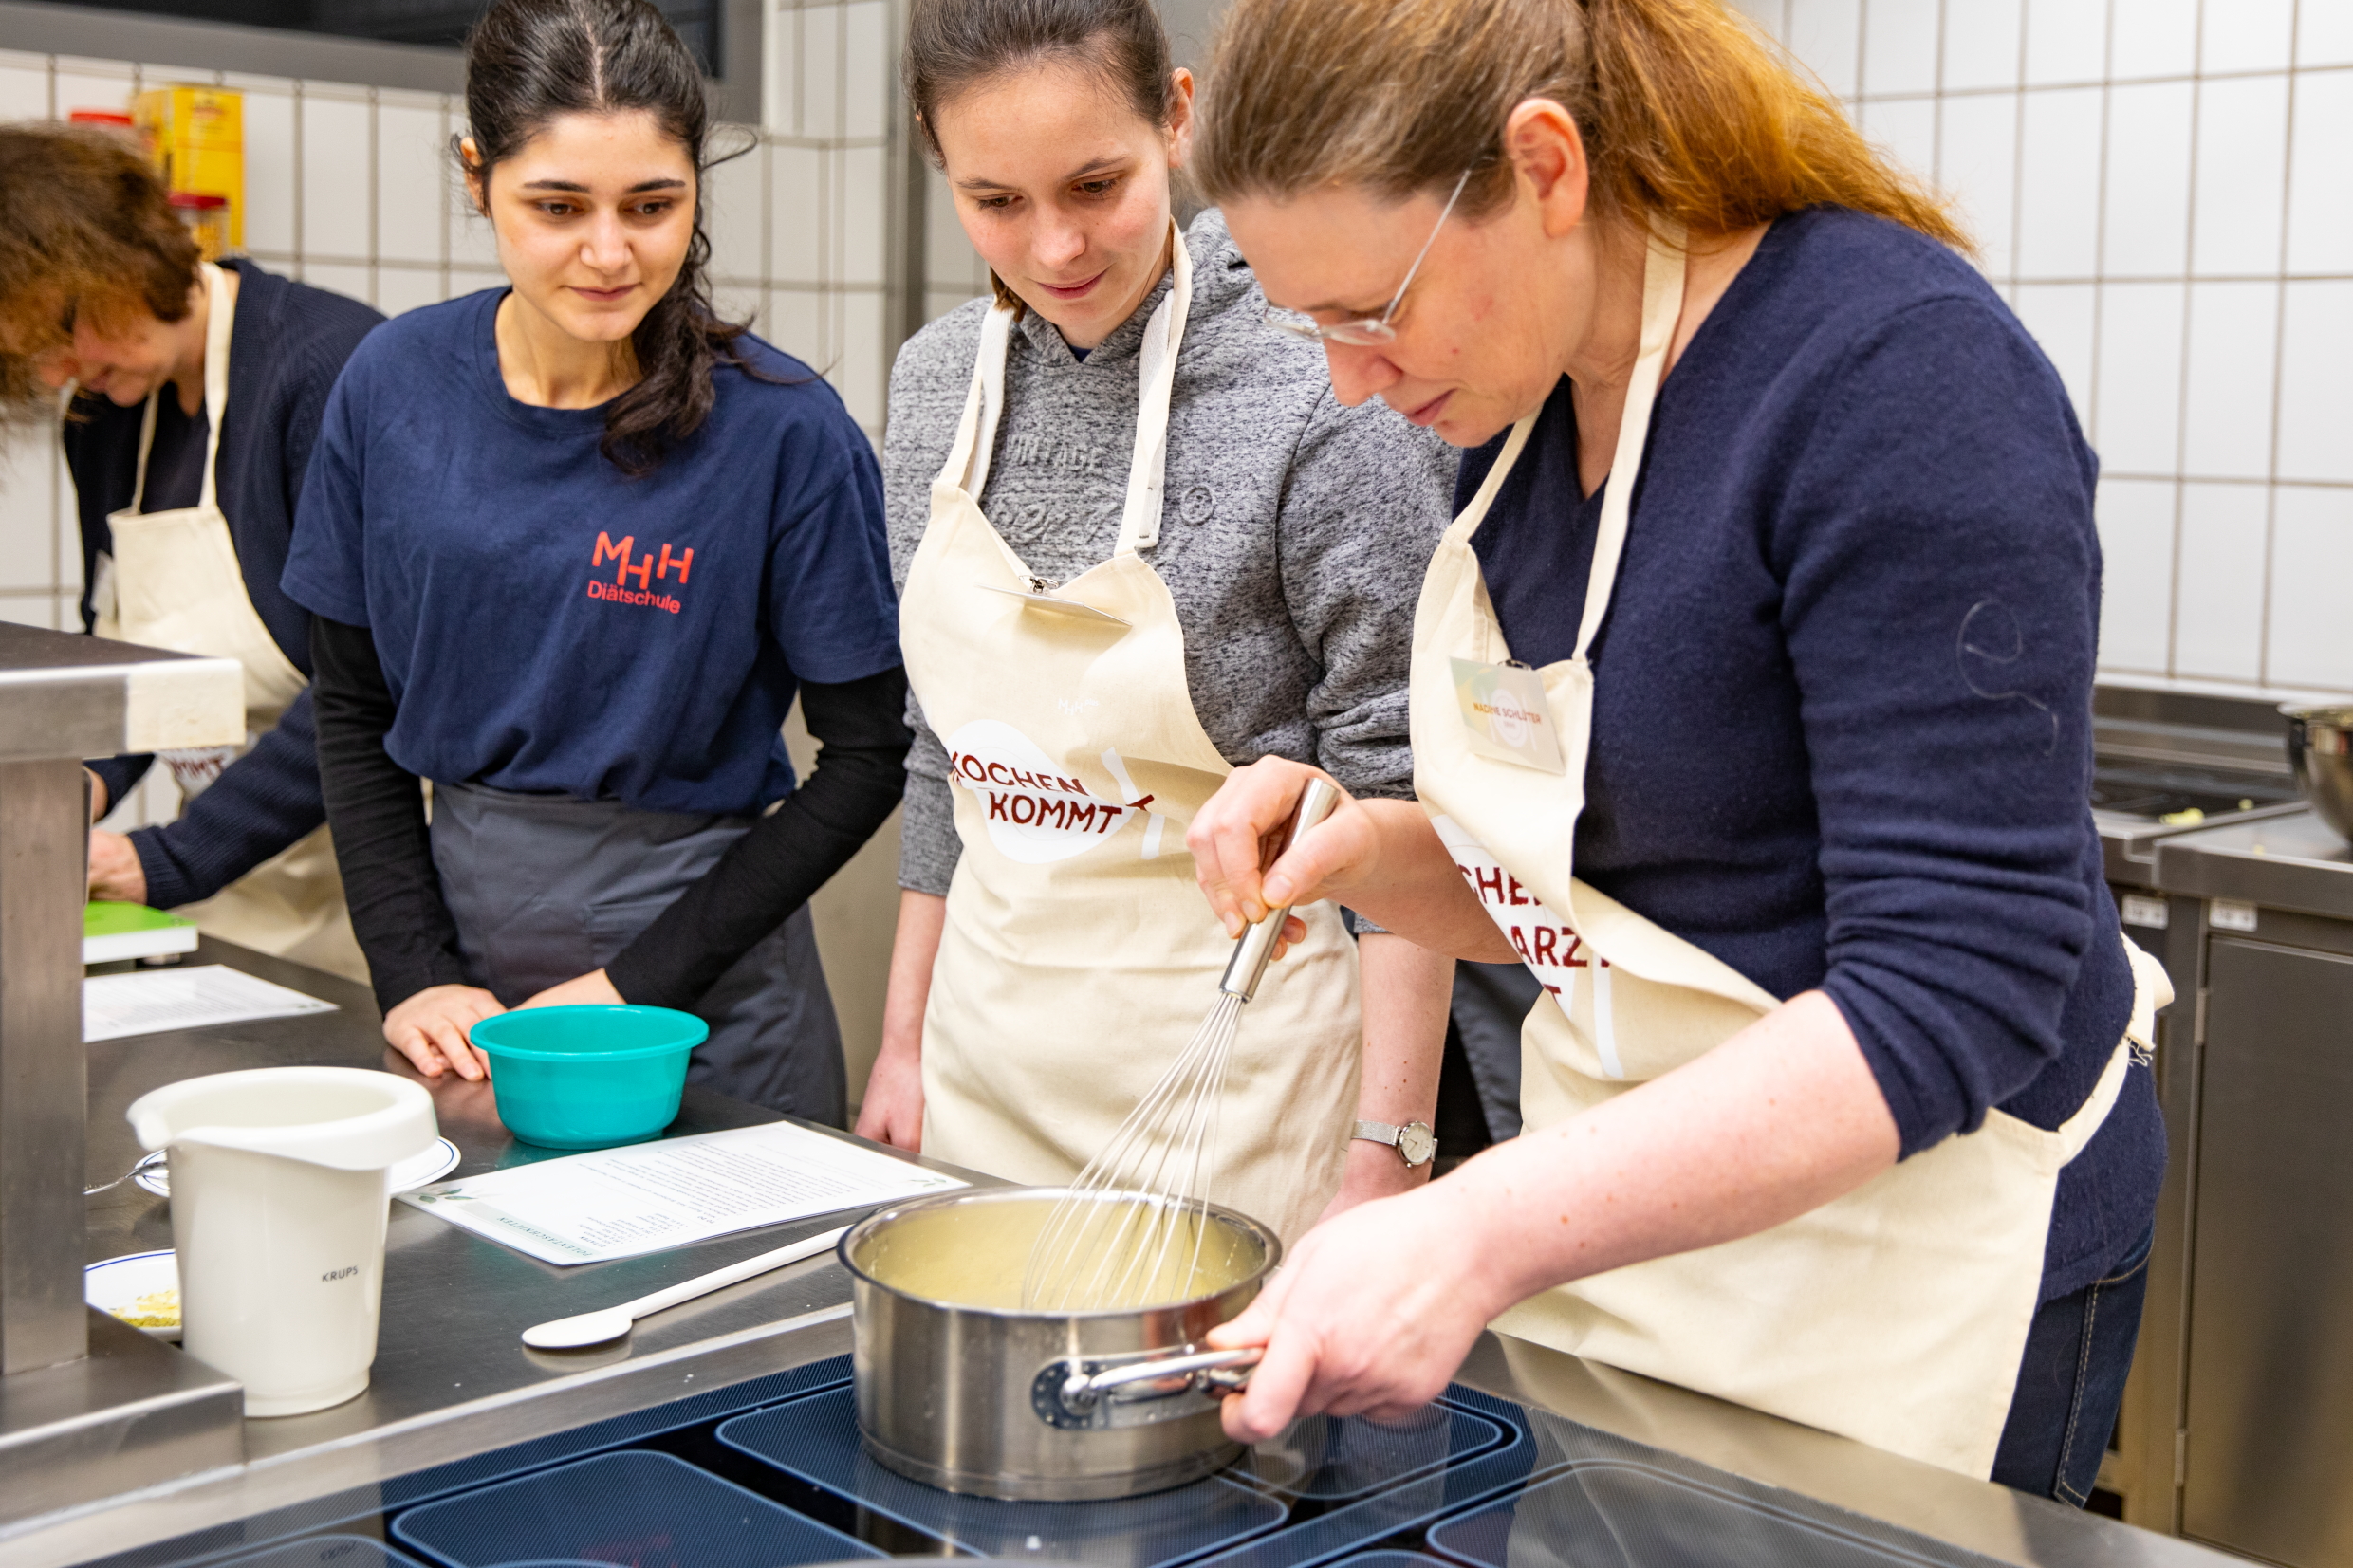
[1738, 0, 2353, 695]
[0, 0, 899, 639]
[21, 3, 2338, 702]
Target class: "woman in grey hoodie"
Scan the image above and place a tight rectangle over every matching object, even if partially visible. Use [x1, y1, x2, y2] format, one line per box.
[863, 0, 1459, 1242]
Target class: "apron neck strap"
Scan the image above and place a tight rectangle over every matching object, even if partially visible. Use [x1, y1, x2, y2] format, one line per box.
[941, 302, 1014, 501]
[1572, 220, 1684, 663]
[1428, 217, 1688, 604]
[1444, 412, 1538, 549]
[1111, 218, 1191, 558]
[129, 262, 233, 515]
[935, 219, 1194, 563]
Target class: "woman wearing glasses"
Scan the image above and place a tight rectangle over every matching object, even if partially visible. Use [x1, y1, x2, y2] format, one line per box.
[863, 0, 1457, 1242]
[1184, 0, 2168, 1509]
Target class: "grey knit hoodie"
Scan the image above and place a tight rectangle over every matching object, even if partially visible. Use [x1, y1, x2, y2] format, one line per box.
[883, 209, 1457, 895]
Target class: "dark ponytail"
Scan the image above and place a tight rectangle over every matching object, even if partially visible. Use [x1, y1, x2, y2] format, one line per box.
[463, 0, 755, 476]
[902, 0, 1178, 314]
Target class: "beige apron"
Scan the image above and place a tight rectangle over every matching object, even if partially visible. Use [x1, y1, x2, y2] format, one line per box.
[92, 263, 365, 982]
[1409, 225, 2169, 1477]
[899, 228, 1363, 1244]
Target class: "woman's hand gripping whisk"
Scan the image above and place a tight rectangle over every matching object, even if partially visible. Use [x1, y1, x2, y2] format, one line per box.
[1190, 761, 1382, 959]
[1022, 777, 1344, 1311]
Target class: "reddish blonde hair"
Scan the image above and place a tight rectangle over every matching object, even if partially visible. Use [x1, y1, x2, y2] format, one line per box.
[1192, 0, 1966, 249]
[0, 121, 201, 418]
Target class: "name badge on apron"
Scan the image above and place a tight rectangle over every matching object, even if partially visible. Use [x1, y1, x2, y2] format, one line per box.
[1450, 657, 1566, 774]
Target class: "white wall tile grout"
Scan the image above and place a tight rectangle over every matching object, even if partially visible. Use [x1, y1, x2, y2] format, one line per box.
[2258, 12, 2288, 682]
[2161, 1, 2202, 679]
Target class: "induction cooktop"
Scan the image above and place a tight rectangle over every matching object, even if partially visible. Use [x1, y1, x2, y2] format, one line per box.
[73, 1355, 2022, 1568]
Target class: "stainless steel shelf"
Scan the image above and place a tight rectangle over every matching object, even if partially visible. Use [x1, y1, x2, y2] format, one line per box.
[0, 623, 245, 1520]
[0, 623, 242, 764]
[2153, 809, 2353, 923]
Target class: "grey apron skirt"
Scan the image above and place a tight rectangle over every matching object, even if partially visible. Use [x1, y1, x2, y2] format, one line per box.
[429, 780, 846, 1125]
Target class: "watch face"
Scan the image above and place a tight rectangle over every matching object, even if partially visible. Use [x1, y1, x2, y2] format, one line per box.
[1398, 1121, 1437, 1168]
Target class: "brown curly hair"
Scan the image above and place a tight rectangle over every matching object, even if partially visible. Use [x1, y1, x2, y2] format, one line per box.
[0, 121, 202, 420]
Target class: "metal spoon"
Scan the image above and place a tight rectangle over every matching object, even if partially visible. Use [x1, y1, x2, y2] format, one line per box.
[520, 1226, 850, 1350]
[84, 1150, 168, 1197]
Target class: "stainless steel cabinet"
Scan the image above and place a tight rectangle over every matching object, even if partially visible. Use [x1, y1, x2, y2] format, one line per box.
[2182, 936, 2353, 1567]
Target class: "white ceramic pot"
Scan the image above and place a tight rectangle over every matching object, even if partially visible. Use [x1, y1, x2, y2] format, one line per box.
[126, 1066, 436, 1417]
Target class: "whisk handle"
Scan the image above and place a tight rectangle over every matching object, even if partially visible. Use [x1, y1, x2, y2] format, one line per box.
[1220, 776, 1342, 1001]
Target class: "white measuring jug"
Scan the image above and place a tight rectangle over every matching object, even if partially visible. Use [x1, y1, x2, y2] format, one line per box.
[127, 1066, 436, 1416]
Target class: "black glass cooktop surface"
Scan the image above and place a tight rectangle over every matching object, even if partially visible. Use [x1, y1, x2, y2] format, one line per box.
[76, 1356, 2023, 1568]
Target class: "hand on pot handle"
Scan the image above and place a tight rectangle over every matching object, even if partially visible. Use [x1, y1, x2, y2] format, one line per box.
[1057, 1345, 1263, 1410]
[1204, 1184, 1506, 1443]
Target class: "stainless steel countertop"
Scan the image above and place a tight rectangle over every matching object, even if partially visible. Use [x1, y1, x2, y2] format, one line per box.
[18, 937, 963, 1565]
[9, 940, 2241, 1568]
[2095, 802, 2305, 888]
[2152, 805, 2353, 920]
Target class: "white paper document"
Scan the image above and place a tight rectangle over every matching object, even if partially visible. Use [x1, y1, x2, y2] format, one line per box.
[399, 1121, 967, 1264]
[83, 965, 338, 1043]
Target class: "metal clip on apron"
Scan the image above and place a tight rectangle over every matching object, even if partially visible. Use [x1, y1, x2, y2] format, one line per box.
[92, 263, 365, 982]
[1407, 222, 2171, 1477]
[898, 223, 1364, 1245]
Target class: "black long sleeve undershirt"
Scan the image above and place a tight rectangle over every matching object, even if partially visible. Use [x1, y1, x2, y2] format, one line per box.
[309, 614, 913, 1016]
[311, 615, 468, 1013]
[605, 668, 912, 1007]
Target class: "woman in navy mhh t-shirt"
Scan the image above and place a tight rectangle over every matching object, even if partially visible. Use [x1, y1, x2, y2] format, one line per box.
[283, 0, 907, 1122]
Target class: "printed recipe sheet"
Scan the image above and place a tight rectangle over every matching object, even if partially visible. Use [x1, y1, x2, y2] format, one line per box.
[399, 1120, 965, 1264]
[83, 965, 337, 1042]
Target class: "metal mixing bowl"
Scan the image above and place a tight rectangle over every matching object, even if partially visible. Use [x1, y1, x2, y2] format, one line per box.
[2281, 704, 2353, 843]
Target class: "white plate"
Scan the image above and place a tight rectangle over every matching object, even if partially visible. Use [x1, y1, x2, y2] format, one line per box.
[388, 1136, 463, 1193]
[131, 1136, 463, 1199]
[85, 1250, 179, 1341]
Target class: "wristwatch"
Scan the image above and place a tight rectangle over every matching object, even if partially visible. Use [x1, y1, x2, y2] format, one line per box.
[1353, 1118, 1437, 1169]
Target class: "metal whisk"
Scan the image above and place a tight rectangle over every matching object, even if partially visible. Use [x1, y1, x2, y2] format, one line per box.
[1023, 778, 1341, 1311]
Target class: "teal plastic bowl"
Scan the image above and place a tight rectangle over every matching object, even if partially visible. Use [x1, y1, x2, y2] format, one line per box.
[469, 1005, 708, 1151]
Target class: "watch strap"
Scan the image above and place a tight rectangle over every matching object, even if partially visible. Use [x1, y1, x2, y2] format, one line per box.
[1353, 1118, 1436, 1168]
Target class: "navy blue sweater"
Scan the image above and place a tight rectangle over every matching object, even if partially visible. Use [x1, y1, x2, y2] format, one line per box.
[65, 261, 381, 908]
[1460, 207, 2160, 1299]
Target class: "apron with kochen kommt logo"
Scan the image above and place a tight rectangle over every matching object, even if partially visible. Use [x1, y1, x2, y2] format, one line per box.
[899, 226, 1363, 1245]
[1409, 223, 2169, 1477]
[91, 262, 365, 982]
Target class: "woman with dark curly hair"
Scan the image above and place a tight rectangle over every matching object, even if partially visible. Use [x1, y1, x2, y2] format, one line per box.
[0, 120, 380, 978]
[281, 0, 909, 1121]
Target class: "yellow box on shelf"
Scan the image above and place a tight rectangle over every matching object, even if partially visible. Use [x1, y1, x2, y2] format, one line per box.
[134, 85, 244, 252]
[85, 901, 198, 967]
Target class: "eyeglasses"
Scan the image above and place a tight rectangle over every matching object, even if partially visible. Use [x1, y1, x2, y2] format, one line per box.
[1263, 166, 1475, 347]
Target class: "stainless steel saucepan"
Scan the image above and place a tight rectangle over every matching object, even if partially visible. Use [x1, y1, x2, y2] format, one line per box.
[839, 1185, 1277, 1501]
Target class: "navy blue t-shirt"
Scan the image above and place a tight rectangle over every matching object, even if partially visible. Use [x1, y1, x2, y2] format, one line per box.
[284, 290, 899, 815]
[1457, 206, 2158, 1299]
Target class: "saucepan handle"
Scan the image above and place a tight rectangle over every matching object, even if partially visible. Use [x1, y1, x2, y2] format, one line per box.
[1032, 1345, 1262, 1429]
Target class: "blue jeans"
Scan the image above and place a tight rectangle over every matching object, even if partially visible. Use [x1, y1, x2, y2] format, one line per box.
[1991, 1225, 2155, 1505]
